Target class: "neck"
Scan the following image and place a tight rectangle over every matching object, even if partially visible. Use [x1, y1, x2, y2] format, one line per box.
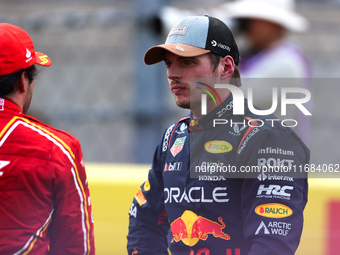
[3, 94, 24, 113]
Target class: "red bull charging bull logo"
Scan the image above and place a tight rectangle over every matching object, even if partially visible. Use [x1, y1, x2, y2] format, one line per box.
[171, 210, 230, 246]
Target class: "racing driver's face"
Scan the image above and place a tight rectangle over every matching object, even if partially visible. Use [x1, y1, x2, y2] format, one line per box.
[164, 51, 218, 113]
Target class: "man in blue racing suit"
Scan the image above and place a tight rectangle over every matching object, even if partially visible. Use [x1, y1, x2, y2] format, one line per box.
[127, 15, 309, 255]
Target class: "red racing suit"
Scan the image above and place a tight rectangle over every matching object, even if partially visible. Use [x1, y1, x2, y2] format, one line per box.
[0, 98, 95, 255]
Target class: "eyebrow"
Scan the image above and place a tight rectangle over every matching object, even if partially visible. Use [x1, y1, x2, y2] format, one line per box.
[164, 55, 199, 62]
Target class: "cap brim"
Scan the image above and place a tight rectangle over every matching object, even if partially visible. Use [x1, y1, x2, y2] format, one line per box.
[144, 43, 210, 65]
[35, 52, 52, 67]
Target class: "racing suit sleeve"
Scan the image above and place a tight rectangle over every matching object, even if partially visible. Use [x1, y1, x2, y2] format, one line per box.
[48, 141, 95, 255]
[127, 141, 169, 255]
[239, 129, 309, 255]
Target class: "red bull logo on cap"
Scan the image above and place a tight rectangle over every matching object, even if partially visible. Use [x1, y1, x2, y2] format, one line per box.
[171, 210, 230, 246]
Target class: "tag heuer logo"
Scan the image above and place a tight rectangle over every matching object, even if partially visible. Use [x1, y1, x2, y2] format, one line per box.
[170, 137, 186, 157]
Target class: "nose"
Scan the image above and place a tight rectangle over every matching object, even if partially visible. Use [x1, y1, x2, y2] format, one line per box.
[167, 63, 182, 81]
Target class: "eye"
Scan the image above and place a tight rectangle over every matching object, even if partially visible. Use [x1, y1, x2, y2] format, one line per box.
[183, 60, 194, 66]
[164, 61, 171, 68]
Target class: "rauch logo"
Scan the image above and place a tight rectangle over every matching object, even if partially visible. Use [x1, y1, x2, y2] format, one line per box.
[255, 203, 293, 218]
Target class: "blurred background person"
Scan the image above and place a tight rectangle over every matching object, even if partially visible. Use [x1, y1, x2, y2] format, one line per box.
[222, 0, 311, 78]
[221, 0, 312, 144]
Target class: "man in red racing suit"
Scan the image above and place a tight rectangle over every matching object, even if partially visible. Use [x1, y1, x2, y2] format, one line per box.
[0, 23, 95, 254]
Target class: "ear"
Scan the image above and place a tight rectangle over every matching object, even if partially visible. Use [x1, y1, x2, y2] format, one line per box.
[18, 72, 28, 93]
[220, 56, 235, 79]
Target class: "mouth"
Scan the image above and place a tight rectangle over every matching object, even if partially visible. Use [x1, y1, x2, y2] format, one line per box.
[171, 85, 187, 95]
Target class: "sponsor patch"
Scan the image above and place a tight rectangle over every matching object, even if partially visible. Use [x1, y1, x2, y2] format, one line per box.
[237, 127, 260, 155]
[204, 140, 232, 154]
[189, 119, 202, 131]
[37, 54, 50, 65]
[258, 147, 294, 156]
[0, 160, 10, 178]
[164, 162, 183, 172]
[229, 122, 247, 136]
[175, 122, 187, 135]
[258, 158, 295, 171]
[129, 202, 137, 218]
[175, 45, 185, 51]
[255, 203, 293, 218]
[170, 210, 230, 247]
[211, 40, 231, 51]
[0, 98, 4, 111]
[189, 120, 199, 126]
[257, 173, 294, 182]
[255, 221, 292, 236]
[257, 184, 294, 200]
[164, 186, 229, 204]
[169, 24, 188, 37]
[170, 137, 186, 157]
[25, 48, 32, 63]
[134, 188, 147, 206]
[198, 175, 226, 181]
[163, 124, 175, 152]
[216, 100, 233, 118]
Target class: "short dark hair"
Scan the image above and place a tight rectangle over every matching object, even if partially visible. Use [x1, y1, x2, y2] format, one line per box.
[230, 65, 242, 88]
[208, 52, 222, 73]
[208, 52, 242, 87]
[0, 65, 38, 97]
